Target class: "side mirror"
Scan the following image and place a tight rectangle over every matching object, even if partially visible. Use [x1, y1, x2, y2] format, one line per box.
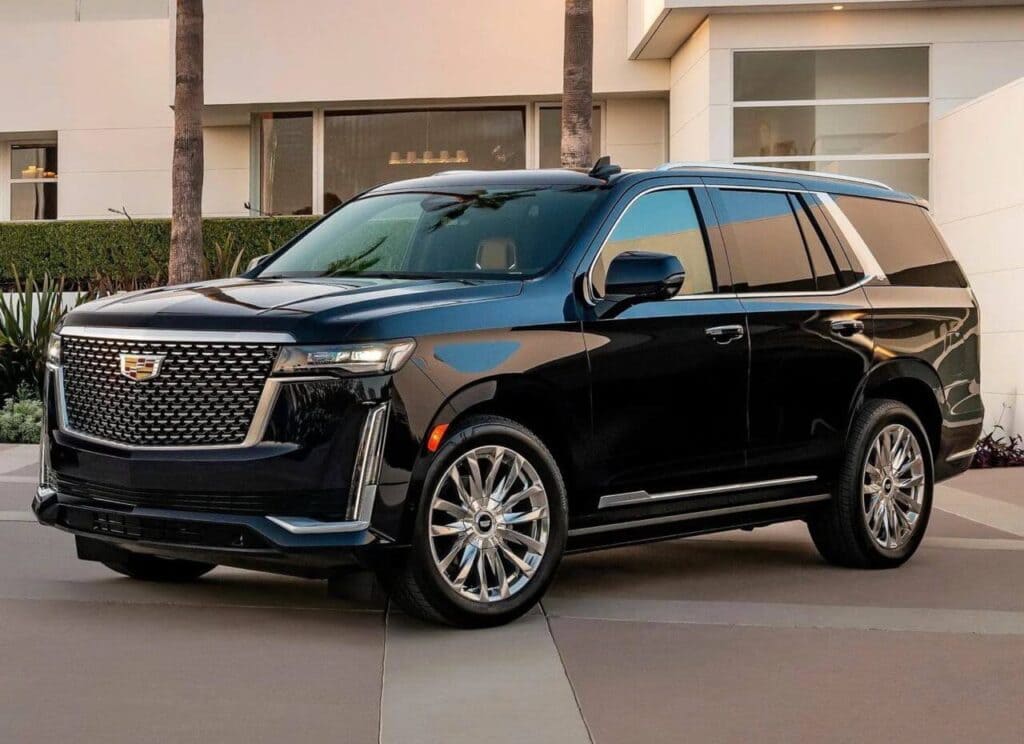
[246, 254, 272, 273]
[604, 251, 685, 302]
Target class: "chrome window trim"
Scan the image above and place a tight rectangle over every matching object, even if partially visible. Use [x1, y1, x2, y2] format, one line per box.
[267, 401, 390, 535]
[598, 475, 818, 509]
[582, 184, 885, 306]
[54, 369, 335, 451]
[583, 184, 715, 306]
[570, 494, 832, 537]
[58, 326, 297, 344]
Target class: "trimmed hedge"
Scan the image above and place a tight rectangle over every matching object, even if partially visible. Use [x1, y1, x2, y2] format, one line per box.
[0, 216, 319, 288]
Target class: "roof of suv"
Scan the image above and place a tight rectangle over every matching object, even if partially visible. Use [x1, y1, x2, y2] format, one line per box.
[371, 163, 920, 204]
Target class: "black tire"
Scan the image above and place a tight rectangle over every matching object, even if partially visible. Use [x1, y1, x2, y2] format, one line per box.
[102, 554, 216, 582]
[378, 415, 568, 628]
[808, 398, 934, 569]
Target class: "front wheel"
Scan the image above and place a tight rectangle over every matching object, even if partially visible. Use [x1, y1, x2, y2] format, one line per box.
[379, 415, 568, 628]
[808, 399, 933, 568]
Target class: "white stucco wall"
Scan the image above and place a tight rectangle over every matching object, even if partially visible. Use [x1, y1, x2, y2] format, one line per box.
[932, 77, 1024, 435]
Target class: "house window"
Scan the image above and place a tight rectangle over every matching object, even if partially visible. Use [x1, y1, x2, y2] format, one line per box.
[255, 107, 529, 216]
[259, 113, 313, 216]
[732, 47, 930, 196]
[9, 143, 58, 220]
[323, 107, 526, 207]
[537, 105, 603, 169]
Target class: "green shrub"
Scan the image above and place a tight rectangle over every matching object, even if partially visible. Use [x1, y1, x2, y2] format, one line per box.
[0, 384, 43, 444]
[0, 270, 92, 398]
[0, 216, 318, 289]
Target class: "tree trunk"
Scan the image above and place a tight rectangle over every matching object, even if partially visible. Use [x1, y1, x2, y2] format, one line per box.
[560, 0, 594, 170]
[169, 0, 205, 285]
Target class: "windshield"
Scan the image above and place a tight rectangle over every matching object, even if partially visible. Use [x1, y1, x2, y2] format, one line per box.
[257, 186, 605, 280]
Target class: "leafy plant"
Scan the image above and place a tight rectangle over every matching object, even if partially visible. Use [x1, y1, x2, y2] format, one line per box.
[0, 383, 43, 444]
[972, 425, 1024, 468]
[204, 232, 247, 279]
[0, 268, 92, 397]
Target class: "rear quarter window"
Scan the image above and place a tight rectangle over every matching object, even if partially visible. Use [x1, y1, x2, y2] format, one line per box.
[834, 196, 966, 288]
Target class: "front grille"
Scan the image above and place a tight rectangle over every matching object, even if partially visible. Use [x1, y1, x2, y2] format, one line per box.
[54, 474, 347, 518]
[61, 335, 279, 447]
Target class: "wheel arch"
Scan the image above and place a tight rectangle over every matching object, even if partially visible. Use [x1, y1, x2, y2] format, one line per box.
[396, 375, 585, 542]
[855, 359, 944, 460]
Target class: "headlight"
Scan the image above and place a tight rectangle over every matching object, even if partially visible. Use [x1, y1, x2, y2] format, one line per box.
[46, 334, 62, 367]
[273, 339, 416, 376]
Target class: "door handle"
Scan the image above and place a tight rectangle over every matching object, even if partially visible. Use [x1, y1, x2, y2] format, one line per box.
[705, 324, 745, 345]
[830, 319, 865, 337]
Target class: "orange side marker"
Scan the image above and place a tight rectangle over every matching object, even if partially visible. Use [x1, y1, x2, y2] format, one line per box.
[427, 423, 449, 453]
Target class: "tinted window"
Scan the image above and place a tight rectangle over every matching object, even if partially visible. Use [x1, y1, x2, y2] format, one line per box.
[593, 189, 714, 298]
[260, 187, 603, 279]
[717, 190, 815, 293]
[790, 194, 841, 291]
[835, 196, 966, 287]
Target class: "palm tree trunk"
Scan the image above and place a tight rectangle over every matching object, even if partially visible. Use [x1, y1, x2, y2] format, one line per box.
[560, 0, 594, 169]
[169, 0, 205, 285]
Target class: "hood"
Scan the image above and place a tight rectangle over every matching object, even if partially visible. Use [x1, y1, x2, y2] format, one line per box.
[62, 276, 524, 342]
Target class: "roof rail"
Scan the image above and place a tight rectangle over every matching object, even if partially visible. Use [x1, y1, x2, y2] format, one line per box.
[654, 162, 894, 191]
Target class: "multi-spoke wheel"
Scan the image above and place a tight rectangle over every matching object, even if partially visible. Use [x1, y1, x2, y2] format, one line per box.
[428, 445, 550, 603]
[862, 424, 926, 551]
[379, 415, 567, 627]
[809, 399, 933, 568]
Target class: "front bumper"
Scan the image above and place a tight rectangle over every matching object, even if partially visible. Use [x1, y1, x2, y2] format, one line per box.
[33, 486, 380, 575]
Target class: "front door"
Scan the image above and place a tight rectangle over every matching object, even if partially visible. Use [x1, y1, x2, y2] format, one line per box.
[580, 183, 748, 511]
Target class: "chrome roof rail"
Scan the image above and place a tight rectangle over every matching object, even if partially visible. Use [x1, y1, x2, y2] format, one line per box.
[655, 162, 894, 191]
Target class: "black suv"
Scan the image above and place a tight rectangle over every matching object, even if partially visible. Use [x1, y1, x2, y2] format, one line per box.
[35, 162, 982, 627]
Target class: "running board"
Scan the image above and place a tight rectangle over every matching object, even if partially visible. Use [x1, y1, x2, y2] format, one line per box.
[598, 475, 818, 510]
[569, 494, 831, 537]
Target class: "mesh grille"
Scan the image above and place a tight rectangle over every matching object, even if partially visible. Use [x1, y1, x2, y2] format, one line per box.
[61, 335, 279, 447]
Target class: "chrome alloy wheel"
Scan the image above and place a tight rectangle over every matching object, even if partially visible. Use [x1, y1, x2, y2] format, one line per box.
[428, 445, 550, 603]
[862, 423, 926, 550]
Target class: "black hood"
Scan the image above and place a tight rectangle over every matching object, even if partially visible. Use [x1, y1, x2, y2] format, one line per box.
[62, 276, 524, 343]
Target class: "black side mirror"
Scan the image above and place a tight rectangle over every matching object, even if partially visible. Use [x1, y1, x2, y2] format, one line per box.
[604, 252, 685, 302]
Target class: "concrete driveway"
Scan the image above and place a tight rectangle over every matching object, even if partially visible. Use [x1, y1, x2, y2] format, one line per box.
[1, 444, 1022, 743]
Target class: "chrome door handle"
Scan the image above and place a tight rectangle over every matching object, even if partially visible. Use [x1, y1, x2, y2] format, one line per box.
[705, 324, 745, 345]
[830, 319, 865, 337]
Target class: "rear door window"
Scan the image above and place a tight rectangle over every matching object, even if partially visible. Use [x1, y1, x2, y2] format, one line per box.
[714, 189, 816, 293]
[790, 194, 842, 291]
[834, 196, 966, 287]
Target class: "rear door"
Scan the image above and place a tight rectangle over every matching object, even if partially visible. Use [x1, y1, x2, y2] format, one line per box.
[707, 184, 875, 484]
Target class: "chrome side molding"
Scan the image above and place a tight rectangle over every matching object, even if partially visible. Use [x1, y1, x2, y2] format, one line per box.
[598, 475, 819, 510]
[571, 494, 831, 537]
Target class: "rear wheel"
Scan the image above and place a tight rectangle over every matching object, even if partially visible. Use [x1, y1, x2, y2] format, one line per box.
[808, 399, 933, 568]
[379, 415, 567, 628]
[102, 554, 216, 582]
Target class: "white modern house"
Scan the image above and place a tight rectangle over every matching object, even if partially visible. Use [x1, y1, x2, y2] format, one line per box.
[0, 0, 1022, 431]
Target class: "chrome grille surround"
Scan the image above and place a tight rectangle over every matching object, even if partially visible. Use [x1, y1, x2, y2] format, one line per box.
[60, 334, 280, 447]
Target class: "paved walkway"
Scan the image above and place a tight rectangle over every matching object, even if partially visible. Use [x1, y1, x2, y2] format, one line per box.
[1, 445, 1022, 743]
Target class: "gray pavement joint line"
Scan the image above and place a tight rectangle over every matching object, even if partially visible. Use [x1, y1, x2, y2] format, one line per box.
[543, 597, 1024, 635]
[378, 600, 389, 744]
[541, 601, 596, 744]
[0, 511, 35, 522]
[0, 593, 385, 615]
[685, 533, 1024, 551]
[935, 483, 1024, 537]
